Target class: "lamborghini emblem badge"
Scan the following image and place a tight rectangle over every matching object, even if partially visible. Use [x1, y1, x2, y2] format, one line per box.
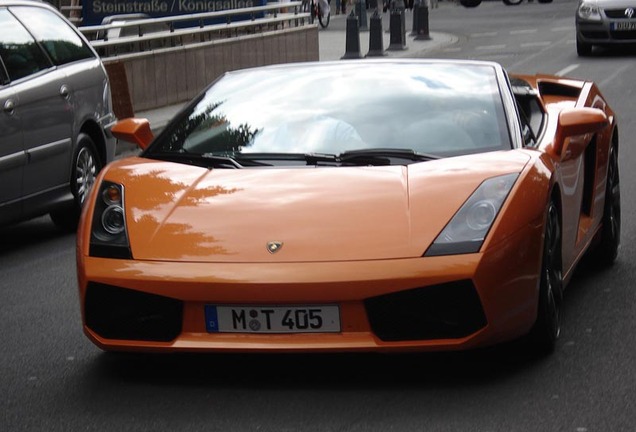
[266, 241, 283, 254]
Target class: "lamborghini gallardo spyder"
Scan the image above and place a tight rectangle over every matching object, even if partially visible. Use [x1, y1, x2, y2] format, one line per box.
[76, 60, 620, 355]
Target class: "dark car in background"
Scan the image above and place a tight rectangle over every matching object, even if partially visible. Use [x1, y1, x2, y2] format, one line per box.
[576, 0, 636, 55]
[0, 0, 115, 230]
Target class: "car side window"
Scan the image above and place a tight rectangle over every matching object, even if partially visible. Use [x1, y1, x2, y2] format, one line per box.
[0, 56, 9, 85]
[10, 6, 94, 66]
[0, 9, 51, 81]
[510, 77, 545, 148]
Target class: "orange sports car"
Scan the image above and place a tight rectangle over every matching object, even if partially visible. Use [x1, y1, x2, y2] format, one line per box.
[76, 59, 620, 355]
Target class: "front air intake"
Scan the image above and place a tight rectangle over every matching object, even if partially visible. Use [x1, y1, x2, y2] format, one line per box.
[85, 283, 183, 342]
[364, 280, 487, 341]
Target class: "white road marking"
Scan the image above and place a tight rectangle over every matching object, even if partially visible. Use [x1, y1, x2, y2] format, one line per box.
[599, 63, 633, 88]
[511, 29, 538, 35]
[471, 32, 498, 37]
[521, 41, 552, 48]
[556, 64, 580, 76]
[476, 44, 507, 50]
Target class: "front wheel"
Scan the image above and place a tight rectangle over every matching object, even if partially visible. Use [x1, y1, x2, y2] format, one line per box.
[576, 37, 593, 56]
[50, 133, 102, 232]
[503, 0, 523, 5]
[459, 0, 482, 7]
[527, 199, 563, 354]
[318, 10, 330, 28]
[590, 143, 621, 266]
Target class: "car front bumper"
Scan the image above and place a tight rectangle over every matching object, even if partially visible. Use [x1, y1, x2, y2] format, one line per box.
[77, 221, 544, 353]
[576, 18, 636, 45]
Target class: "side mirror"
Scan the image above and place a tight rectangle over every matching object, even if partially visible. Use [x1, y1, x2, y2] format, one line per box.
[550, 107, 608, 161]
[111, 118, 154, 150]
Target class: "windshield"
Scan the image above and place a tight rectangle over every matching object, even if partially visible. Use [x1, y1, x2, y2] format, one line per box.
[149, 62, 512, 167]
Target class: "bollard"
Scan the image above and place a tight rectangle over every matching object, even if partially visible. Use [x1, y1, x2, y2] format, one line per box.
[341, 11, 363, 59]
[366, 9, 387, 57]
[356, 0, 369, 31]
[387, 2, 407, 50]
[414, 0, 430, 40]
[410, 0, 420, 36]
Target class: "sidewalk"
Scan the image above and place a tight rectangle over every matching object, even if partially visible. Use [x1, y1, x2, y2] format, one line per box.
[318, 10, 456, 62]
[123, 9, 456, 154]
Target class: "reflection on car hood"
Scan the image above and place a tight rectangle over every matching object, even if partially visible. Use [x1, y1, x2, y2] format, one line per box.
[103, 151, 530, 262]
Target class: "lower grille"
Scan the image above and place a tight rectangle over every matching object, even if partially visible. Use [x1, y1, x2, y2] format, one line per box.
[581, 30, 609, 40]
[85, 283, 183, 342]
[364, 280, 487, 342]
[610, 30, 636, 40]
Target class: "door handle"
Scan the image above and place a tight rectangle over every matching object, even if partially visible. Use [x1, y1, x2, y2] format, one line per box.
[3, 99, 15, 115]
[60, 84, 70, 99]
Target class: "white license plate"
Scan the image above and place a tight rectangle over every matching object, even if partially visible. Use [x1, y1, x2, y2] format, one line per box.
[612, 21, 636, 31]
[205, 305, 341, 333]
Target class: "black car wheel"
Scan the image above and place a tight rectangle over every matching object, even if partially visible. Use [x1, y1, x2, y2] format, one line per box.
[503, 0, 523, 5]
[459, 0, 482, 7]
[528, 199, 563, 354]
[591, 144, 621, 266]
[576, 37, 593, 56]
[50, 133, 102, 231]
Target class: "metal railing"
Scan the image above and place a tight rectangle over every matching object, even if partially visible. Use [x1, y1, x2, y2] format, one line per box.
[76, 3, 312, 58]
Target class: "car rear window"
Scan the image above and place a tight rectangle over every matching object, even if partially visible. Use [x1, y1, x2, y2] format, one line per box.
[10, 5, 94, 66]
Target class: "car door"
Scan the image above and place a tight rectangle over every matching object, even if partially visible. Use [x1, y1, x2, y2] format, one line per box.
[5, 6, 75, 200]
[0, 69, 26, 221]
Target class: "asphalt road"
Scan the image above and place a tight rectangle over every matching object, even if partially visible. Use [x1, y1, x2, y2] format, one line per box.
[2, 0, 636, 430]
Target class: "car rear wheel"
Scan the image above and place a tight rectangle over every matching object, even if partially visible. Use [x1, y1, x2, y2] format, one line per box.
[576, 37, 593, 56]
[50, 133, 102, 231]
[537, 0, 553, 3]
[591, 144, 621, 266]
[503, 0, 523, 5]
[459, 0, 482, 7]
[528, 199, 563, 354]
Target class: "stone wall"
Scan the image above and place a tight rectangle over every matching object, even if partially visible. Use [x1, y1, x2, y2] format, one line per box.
[103, 26, 319, 117]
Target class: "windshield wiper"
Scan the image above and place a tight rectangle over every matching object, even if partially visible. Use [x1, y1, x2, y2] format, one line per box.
[233, 152, 338, 166]
[148, 152, 244, 169]
[338, 148, 439, 165]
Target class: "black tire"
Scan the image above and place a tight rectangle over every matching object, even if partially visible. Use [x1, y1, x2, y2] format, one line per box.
[459, 0, 482, 7]
[576, 37, 593, 56]
[591, 144, 621, 266]
[503, 0, 523, 5]
[50, 133, 102, 232]
[537, 0, 553, 3]
[527, 199, 563, 354]
[318, 10, 330, 28]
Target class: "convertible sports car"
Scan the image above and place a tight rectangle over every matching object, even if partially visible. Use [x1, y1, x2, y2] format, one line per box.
[76, 59, 620, 355]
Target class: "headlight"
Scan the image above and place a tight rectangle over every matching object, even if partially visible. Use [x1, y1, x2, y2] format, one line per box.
[425, 173, 519, 256]
[89, 181, 132, 259]
[577, 2, 601, 21]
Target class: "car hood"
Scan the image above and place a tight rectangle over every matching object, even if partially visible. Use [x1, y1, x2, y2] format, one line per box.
[103, 151, 530, 262]
[582, 0, 635, 7]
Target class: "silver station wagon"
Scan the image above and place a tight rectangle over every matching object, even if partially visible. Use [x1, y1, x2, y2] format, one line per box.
[0, 0, 115, 230]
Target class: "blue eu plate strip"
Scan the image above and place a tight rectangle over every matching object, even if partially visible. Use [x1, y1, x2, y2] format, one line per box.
[204, 305, 219, 333]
